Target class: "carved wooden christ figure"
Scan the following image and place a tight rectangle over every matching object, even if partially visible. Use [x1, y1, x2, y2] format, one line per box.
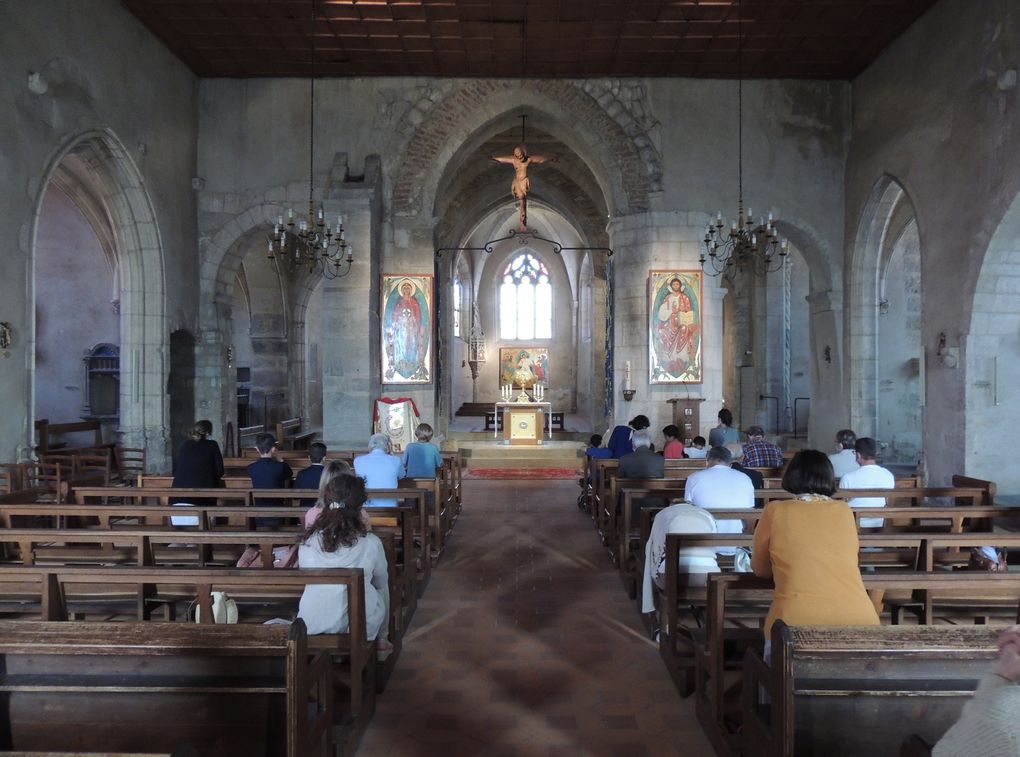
[491, 144, 557, 230]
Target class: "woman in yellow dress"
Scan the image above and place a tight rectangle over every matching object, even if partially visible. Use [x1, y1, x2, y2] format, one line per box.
[751, 449, 879, 639]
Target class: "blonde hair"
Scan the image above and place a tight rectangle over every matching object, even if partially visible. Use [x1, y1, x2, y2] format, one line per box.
[415, 423, 434, 442]
[315, 459, 352, 508]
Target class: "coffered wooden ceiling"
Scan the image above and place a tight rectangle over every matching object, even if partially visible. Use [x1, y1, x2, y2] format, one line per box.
[121, 0, 939, 79]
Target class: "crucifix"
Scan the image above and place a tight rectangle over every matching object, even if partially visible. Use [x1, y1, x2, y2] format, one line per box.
[491, 115, 557, 231]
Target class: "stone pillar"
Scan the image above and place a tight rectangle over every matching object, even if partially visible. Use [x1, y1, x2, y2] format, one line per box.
[607, 212, 725, 437]
[807, 288, 845, 448]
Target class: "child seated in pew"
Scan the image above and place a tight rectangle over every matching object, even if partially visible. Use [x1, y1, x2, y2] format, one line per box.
[401, 423, 442, 478]
[685, 436, 707, 459]
[294, 441, 328, 506]
[661, 425, 685, 459]
[247, 433, 293, 527]
[297, 474, 393, 653]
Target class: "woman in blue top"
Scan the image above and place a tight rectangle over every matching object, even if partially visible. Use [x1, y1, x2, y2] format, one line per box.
[402, 423, 443, 478]
[606, 415, 651, 459]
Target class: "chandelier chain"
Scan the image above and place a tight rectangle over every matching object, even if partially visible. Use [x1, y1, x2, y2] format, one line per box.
[267, 0, 353, 280]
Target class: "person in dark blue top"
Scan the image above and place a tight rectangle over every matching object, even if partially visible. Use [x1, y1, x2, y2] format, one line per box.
[294, 441, 328, 506]
[247, 433, 293, 525]
[606, 415, 651, 459]
[171, 420, 224, 506]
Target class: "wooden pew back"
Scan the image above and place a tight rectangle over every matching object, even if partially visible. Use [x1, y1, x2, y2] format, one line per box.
[0, 619, 331, 757]
[741, 622, 999, 757]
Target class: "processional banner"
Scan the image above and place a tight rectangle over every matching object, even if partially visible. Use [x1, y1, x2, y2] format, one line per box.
[381, 274, 433, 384]
[648, 270, 702, 384]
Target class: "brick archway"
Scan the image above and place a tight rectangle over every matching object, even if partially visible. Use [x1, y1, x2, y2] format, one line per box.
[390, 80, 662, 219]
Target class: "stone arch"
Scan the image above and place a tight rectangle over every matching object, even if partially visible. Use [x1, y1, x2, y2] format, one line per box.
[29, 128, 168, 469]
[966, 189, 1020, 492]
[847, 175, 921, 439]
[391, 81, 662, 219]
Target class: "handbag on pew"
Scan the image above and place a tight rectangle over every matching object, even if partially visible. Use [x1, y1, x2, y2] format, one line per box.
[191, 591, 239, 624]
[235, 545, 299, 569]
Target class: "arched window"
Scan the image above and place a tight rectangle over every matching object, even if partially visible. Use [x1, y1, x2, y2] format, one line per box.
[500, 252, 552, 340]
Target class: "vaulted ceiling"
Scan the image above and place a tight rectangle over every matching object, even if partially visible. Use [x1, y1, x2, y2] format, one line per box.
[120, 0, 939, 79]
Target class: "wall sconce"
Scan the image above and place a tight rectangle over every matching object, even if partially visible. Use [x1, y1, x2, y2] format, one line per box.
[823, 346, 831, 364]
[0, 322, 12, 357]
[622, 388, 636, 401]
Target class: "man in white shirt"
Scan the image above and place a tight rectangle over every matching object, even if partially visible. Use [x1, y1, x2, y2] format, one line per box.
[684, 446, 755, 554]
[838, 437, 894, 528]
[828, 428, 860, 479]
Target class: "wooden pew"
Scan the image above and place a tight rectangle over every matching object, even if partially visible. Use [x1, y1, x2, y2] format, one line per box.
[34, 418, 104, 454]
[656, 533, 933, 696]
[0, 502, 417, 656]
[0, 619, 331, 756]
[0, 565, 376, 744]
[275, 418, 317, 450]
[740, 622, 999, 757]
[695, 571, 1020, 756]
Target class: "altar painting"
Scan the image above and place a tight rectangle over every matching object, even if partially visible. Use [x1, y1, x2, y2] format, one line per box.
[381, 274, 433, 384]
[648, 270, 702, 384]
[499, 347, 550, 389]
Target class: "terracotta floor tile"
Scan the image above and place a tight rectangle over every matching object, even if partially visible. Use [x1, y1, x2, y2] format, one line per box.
[359, 479, 714, 756]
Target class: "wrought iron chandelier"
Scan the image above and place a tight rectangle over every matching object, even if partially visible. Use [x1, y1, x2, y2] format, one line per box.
[267, 0, 352, 280]
[701, 0, 787, 277]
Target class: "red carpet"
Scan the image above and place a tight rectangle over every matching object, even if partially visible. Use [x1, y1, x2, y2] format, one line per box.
[465, 467, 579, 480]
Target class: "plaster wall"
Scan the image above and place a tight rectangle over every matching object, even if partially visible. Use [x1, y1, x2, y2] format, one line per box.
[0, 0, 197, 465]
[34, 187, 120, 427]
[847, 0, 1020, 484]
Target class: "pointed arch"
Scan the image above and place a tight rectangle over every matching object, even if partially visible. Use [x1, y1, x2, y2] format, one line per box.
[30, 129, 168, 469]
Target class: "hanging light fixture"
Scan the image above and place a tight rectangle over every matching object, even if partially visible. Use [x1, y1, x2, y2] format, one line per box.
[701, 0, 787, 277]
[267, 0, 353, 280]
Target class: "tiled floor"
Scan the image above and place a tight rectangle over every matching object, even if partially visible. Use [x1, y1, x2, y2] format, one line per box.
[358, 478, 715, 756]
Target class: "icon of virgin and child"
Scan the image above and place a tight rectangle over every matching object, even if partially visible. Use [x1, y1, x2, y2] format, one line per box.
[383, 278, 431, 382]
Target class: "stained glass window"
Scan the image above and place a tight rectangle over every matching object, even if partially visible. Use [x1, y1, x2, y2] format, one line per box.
[500, 252, 551, 340]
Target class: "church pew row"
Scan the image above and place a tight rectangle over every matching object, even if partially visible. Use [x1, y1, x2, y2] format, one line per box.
[695, 572, 1020, 757]
[139, 470, 458, 559]
[621, 491, 1014, 602]
[614, 483, 995, 599]
[741, 623, 999, 757]
[0, 565, 376, 752]
[69, 485, 434, 586]
[0, 504, 418, 647]
[0, 619, 330, 757]
[657, 534, 1020, 700]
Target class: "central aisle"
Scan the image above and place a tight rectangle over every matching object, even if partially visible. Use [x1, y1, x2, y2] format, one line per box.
[358, 478, 715, 756]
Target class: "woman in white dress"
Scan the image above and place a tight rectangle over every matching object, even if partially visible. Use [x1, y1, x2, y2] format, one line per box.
[297, 474, 392, 650]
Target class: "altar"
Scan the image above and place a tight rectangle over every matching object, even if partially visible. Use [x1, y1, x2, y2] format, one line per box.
[493, 400, 553, 444]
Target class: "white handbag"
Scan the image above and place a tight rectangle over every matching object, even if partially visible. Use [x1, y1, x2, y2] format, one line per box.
[195, 591, 238, 624]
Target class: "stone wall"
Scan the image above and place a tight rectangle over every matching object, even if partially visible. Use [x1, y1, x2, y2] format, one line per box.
[846, 0, 1020, 487]
[0, 0, 197, 468]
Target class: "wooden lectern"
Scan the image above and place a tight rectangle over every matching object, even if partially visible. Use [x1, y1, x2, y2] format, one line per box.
[503, 404, 545, 445]
[667, 398, 704, 447]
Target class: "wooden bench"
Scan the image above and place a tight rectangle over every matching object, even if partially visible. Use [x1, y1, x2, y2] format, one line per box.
[741, 622, 999, 757]
[694, 572, 1020, 756]
[0, 619, 331, 756]
[34, 418, 104, 455]
[0, 565, 376, 745]
[275, 418, 317, 451]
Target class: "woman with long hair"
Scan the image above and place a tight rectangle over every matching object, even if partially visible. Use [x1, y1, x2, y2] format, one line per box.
[297, 474, 391, 648]
[751, 449, 879, 640]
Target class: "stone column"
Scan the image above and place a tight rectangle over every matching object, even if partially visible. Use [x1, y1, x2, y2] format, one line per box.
[807, 288, 845, 447]
[607, 212, 725, 436]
